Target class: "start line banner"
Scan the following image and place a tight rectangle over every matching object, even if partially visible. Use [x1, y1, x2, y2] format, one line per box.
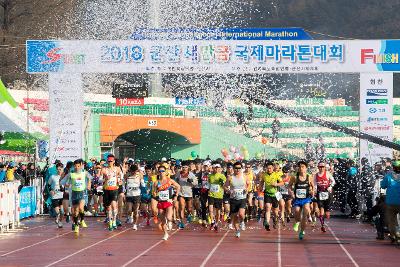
[27, 39, 400, 74]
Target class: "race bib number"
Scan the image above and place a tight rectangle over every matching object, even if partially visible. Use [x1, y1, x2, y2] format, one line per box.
[159, 190, 170, 201]
[74, 181, 83, 188]
[96, 186, 103, 192]
[53, 191, 63, 199]
[210, 184, 220, 193]
[275, 191, 283, 201]
[232, 189, 245, 199]
[296, 189, 307, 199]
[107, 180, 116, 187]
[280, 186, 289, 195]
[319, 191, 329, 201]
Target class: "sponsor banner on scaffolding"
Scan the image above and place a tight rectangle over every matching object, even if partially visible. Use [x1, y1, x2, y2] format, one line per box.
[48, 73, 83, 164]
[26, 39, 400, 74]
[360, 73, 393, 164]
[19, 186, 36, 219]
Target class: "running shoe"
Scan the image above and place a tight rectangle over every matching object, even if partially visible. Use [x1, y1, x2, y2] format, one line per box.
[66, 214, 70, 223]
[116, 219, 122, 227]
[214, 224, 219, 232]
[128, 216, 133, 224]
[299, 231, 305, 240]
[57, 221, 63, 228]
[235, 230, 241, 238]
[178, 222, 185, 229]
[104, 217, 109, 224]
[133, 224, 138, 231]
[162, 233, 169, 240]
[223, 213, 228, 222]
[146, 218, 150, 226]
[198, 219, 203, 225]
[80, 220, 88, 228]
[257, 213, 261, 222]
[321, 226, 326, 232]
[167, 221, 173, 231]
[263, 220, 270, 231]
[210, 222, 215, 230]
[71, 223, 75, 231]
[108, 220, 114, 231]
[94, 212, 98, 217]
[207, 215, 212, 225]
[74, 224, 79, 234]
[113, 220, 117, 230]
[187, 214, 192, 223]
[286, 216, 291, 223]
[293, 222, 300, 232]
[240, 221, 246, 231]
[85, 211, 93, 216]
[229, 223, 234, 230]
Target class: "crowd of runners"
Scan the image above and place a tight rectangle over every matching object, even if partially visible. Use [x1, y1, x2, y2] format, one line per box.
[44, 155, 400, 243]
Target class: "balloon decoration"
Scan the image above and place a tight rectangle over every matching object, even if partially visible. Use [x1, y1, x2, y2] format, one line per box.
[187, 157, 193, 160]
[229, 145, 237, 153]
[255, 152, 262, 160]
[225, 154, 232, 161]
[190, 151, 198, 158]
[261, 137, 268, 144]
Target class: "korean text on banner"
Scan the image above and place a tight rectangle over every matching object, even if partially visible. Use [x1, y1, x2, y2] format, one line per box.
[359, 73, 393, 164]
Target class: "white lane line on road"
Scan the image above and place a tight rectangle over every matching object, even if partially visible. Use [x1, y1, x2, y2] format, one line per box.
[0, 231, 72, 257]
[120, 229, 179, 267]
[327, 225, 359, 267]
[45, 228, 131, 267]
[277, 226, 282, 267]
[199, 230, 230, 267]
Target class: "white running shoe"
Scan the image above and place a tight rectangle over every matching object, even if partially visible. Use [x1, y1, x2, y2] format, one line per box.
[167, 221, 173, 231]
[240, 221, 246, 231]
[57, 221, 63, 228]
[235, 230, 241, 238]
[229, 223, 234, 230]
[162, 233, 169, 240]
[128, 217, 133, 224]
[84, 211, 93, 216]
[133, 224, 138, 230]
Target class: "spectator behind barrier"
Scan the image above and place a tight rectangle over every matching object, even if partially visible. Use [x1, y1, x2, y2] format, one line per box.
[6, 162, 16, 182]
[0, 163, 6, 182]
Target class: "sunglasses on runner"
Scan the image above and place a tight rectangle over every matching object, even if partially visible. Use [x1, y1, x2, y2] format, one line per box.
[318, 165, 325, 168]
[159, 169, 166, 173]
[234, 167, 242, 170]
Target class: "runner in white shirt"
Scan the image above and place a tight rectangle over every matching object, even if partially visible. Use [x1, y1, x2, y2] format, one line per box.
[125, 164, 145, 230]
[48, 163, 64, 228]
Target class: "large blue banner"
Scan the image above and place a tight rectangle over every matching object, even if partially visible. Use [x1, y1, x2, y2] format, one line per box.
[19, 186, 37, 219]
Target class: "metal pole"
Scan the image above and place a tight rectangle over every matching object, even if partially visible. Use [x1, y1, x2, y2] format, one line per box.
[149, 0, 162, 97]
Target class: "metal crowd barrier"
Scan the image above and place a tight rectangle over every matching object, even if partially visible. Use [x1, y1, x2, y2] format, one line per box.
[0, 181, 20, 233]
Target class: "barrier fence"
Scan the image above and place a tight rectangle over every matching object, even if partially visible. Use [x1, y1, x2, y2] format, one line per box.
[0, 178, 43, 233]
[0, 181, 20, 232]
